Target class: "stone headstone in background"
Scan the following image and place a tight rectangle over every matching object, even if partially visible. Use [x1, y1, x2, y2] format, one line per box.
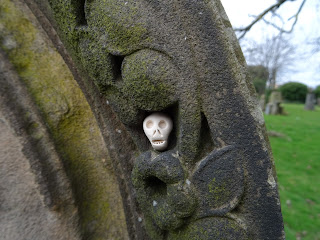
[265, 91, 284, 115]
[317, 98, 320, 106]
[304, 93, 316, 110]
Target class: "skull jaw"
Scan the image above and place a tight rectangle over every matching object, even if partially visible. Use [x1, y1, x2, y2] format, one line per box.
[151, 140, 168, 151]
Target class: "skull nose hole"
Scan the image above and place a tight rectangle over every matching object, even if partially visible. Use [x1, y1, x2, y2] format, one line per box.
[145, 176, 167, 196]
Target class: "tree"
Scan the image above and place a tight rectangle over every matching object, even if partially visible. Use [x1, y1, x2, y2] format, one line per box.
[314, 85, 320, 98]
[234, 0, 308, 40]
[243, 34, 297, 90]
[280, 82, 308, 102]
[223, 0, 319, 90]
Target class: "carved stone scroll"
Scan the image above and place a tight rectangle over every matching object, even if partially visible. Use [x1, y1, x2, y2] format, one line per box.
[27, 0, 285, 239]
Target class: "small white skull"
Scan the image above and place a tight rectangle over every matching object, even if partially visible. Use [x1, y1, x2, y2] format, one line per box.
[143, 113, 173, 151]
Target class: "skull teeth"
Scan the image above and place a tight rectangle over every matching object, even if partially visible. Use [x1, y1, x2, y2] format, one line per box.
[152, 140, 165, 145]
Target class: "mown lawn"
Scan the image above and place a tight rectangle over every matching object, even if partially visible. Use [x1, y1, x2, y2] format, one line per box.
[264, 104, 320, 240]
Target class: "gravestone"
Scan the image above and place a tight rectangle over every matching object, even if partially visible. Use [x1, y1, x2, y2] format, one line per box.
[23, 0, 284, 239]
[265, 91, 284, 115]
[305, 93, 316, 110]
[317, 98, 320, 106]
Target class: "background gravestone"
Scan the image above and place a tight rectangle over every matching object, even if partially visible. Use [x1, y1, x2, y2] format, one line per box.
[304, 93, 316, 111]
[1, 0, 285, 239]
[265, 91, 284, 115]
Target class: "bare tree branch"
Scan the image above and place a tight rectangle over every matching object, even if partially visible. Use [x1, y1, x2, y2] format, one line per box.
[242, 34, 297, 89]
[283, 0, 307, 33]
[234, 0, 307, 40]
[234, 0, 288, 40]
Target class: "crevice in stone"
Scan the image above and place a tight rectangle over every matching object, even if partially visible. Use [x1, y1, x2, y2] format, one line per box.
[145, 176, 167, 197]
[111, 55, 125, 81]
[197, 112, 215, 160]
[73, 0, 87, 26]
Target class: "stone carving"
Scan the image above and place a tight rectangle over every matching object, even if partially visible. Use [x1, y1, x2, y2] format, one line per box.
[42, 0, 284, 239]
[143, 113, 173, 151]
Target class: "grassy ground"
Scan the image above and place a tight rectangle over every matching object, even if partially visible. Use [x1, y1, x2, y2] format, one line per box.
[264, 103, 320, 240]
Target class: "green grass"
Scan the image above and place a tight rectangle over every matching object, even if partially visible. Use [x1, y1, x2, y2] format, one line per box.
[264, 103, 320, 240]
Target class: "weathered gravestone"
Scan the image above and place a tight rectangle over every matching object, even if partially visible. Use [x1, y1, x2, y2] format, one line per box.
[265, 91, 284, 115]
[25, 0, 285, 239]
[304, 93, 316, 111]
[317, 98, 320, 106]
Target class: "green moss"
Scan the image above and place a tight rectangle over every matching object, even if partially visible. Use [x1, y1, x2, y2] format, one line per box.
[0, 1, 127, 238]
[47, 0, 149, 56]
[168, 217, 248, 240]
[47, 0, 81, 52]
[85, 0, 148, 54]
[208, 177, 227, 202]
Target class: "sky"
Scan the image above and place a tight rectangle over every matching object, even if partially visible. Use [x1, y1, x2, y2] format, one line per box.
[220, 0, 320, 88]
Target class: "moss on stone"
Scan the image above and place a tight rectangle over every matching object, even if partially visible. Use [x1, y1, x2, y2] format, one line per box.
[208, 177, 228, 202]
[0, 1, 128, 238]
[85, 0, 148, 54]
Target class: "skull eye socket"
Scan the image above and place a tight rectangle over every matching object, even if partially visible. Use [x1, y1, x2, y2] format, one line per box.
[158, 120, 167, 129]
[146, 120, 154, 128]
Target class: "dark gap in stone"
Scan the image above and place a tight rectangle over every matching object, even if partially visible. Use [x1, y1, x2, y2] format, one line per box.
[73, 0, 87, 26]
[145, 176, 167, 196]
[111, 55, 125, 81]
[160, 103, 179, 150]
[197, 112, 215, 160]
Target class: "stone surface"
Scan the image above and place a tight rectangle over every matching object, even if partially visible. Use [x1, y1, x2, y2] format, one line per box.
[0, 50, 79, 240]
[0, 0, 128, 239]
[0, 95, 79, 240]
[304, 93, 316, 110]
[259, 94, 266, 111]
[26, 0, 285, 239]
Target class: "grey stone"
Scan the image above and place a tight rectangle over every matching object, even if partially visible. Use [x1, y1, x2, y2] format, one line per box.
[259, 94, 266, 111]
[0, 0, 129, 238]
[265, 91, 284, 115]
[26, 0, 285, 239]
[0, 108, 79, 240]
[0, 50, 80, 240]
[305, 93, 316, 110]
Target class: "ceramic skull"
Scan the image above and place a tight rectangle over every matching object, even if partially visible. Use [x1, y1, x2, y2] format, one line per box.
[143, 113, 173, 151]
